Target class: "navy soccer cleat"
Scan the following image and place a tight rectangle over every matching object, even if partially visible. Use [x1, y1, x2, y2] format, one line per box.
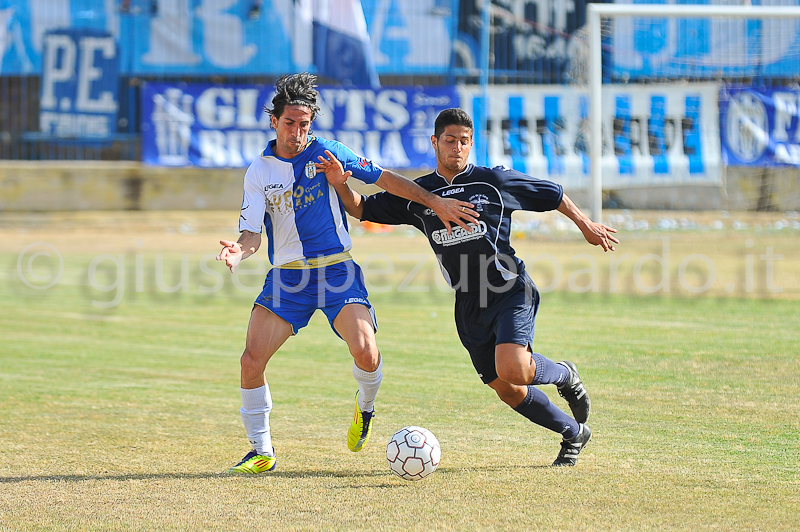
[557, 361, 591, 424]
[552, 424, 592, 467]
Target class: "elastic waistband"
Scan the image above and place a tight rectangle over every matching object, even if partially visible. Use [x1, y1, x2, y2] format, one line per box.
[277, 251, 353, 270]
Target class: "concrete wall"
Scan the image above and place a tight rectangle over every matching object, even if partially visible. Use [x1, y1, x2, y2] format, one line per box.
[2, 161, 799, 212]
[0, 162, 244, 211]
[604, 167, 800, 211]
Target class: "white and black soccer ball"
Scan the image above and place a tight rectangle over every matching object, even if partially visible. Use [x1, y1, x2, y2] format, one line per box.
[386, 426, 441, 481]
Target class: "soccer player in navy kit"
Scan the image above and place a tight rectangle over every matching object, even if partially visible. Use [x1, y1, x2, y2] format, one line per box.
[319, 108, 619, 466]
[217, 76, 475, 473]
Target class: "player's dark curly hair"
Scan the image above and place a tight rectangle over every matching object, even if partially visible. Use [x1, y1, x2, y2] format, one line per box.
[266, 73, 321, 121]
[434, 108, 474, 139]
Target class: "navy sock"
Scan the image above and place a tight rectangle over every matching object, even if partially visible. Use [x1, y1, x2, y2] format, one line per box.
[530, 353, 569, 386]
[513, 385, 579, 439]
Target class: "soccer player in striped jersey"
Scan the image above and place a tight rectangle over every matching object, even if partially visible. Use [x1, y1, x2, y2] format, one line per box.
[320, 108, 619, 467]
[218, 75, 475, 473]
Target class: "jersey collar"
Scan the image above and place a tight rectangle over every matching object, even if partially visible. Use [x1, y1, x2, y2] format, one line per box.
[262, 135, 316, 160]
[436, 163, 473, 185]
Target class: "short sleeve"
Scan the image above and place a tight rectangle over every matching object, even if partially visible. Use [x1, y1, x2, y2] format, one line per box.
[496, 167, 564, 212]
[361, 191, 420, 227]
[328, 142, 384, 185]
[238, 162, 267, 233]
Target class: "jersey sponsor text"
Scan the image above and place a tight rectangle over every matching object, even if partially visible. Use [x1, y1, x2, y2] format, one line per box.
[431, 221, 488, 246]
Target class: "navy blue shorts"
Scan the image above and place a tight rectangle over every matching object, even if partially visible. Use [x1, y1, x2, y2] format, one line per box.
[454, 272, 540, 384]
[254, 260, 377, 336]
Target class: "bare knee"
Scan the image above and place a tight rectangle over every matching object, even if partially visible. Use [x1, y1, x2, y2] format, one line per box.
[240, 348, 266, 382]
[488, 379, 528, 408]
[496, 364, 532, 386]
[347, 333, 379, 371]
[495, 344, 535, 385]
[351, 343, 380, 372]
[494, 387, 520, 406]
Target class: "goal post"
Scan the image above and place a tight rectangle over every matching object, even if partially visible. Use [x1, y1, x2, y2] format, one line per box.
[586, 3, 800, 223]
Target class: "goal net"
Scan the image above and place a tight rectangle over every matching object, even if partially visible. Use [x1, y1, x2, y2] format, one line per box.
[572, 1, 800, 222]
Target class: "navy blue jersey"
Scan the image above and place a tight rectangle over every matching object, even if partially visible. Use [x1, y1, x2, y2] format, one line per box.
[360, 164, 563, 293]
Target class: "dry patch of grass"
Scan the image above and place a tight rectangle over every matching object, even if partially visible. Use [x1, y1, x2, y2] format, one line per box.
[1, 211, 798, 531]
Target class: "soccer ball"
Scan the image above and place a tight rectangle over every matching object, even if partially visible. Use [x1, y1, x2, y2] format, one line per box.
[386, 426, 441, 481]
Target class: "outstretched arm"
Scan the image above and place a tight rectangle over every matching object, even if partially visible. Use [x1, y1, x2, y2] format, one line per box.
[216, 230, 261, 273]
[333, 181, 365, 220]
[315, 150, 478, 233]
[374, 170, 478, 233]
[557, 194, 619, 252]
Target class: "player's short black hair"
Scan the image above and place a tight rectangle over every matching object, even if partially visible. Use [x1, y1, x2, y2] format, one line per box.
[266, 73, 321, 121]
[434, 108, 474, 139]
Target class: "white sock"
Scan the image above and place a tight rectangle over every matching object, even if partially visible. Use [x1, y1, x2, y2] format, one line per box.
[240, 384, 274, 456]
[353, 357, 382, 412]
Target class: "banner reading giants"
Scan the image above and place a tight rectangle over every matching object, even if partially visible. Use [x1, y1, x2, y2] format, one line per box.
[140, 83, 458, 168]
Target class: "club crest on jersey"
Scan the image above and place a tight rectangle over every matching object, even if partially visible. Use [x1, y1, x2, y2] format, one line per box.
[469, 194, 490, 212]
[304, 161, 317, 180]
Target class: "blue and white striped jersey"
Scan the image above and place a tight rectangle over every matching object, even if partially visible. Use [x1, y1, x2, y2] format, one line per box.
[239, 136, 383, 266]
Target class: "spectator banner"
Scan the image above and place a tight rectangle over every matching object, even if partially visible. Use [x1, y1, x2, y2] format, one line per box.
[38, 28, 119, 138]
[608, 0, 800, 81]
[459, 84, 721, 189]
[4, 0, 800, 80]
[362, 0, 459, 76]
[141, 83, 458, 169]
[0, 0, 293, 75]
[453, 0, 588, 83]
[1, 0, 452, 77]
[720, 86, 800, 167]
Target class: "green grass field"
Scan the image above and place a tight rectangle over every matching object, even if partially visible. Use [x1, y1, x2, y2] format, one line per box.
[1, 212, 798, 531]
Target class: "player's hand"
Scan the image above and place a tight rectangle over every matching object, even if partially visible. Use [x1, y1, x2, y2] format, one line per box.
[432, 196, 479, 234]
[580, 222, 619, 252]
[217, 239, 243, 272]
[315, 150, 352, 185]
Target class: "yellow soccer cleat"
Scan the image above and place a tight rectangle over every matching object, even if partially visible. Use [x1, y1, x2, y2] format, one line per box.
[347, 392, 375, 452]
[228, 449, 277, 474]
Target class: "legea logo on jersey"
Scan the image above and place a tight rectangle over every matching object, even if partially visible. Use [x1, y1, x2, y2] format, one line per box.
[442, 187, 464, 197]
[431, 221, 488, 246]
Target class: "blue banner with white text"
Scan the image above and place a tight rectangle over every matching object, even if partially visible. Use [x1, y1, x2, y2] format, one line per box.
[141, 83, 459, 168]
[0, 0, 455, 77]
[720, 86, 800, 167]
[39, 28, 119, 138]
